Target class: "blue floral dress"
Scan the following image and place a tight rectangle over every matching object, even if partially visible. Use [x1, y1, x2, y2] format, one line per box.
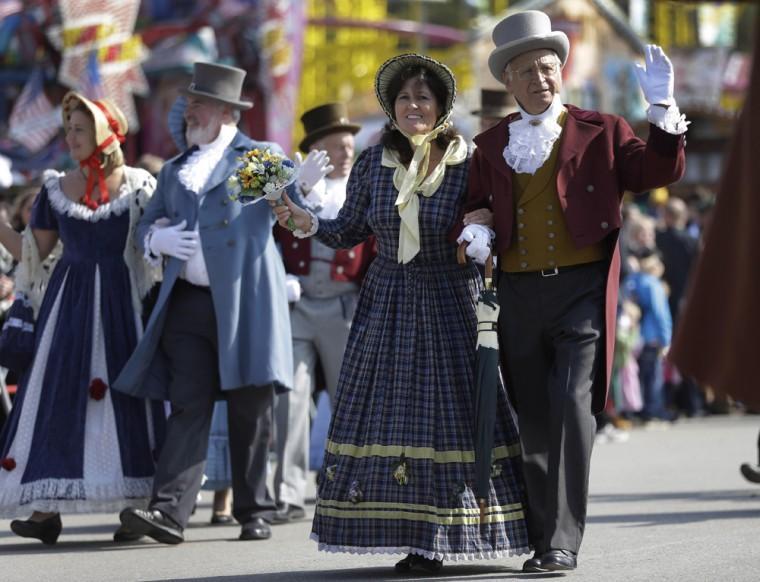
[0, 168, 165, 517]
[310, 144, 530, 561]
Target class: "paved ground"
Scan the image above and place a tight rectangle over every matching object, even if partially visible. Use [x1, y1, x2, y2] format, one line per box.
[2, 415, 759, 581]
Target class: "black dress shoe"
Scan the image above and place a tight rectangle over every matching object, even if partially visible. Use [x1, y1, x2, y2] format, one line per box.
[740, 463, 760, 484]
[10, 514, 62, 545]
[394, 553, 442, 574]
[239, 517, 271, 540]
[113, 524, 144, 543]
[210, 513, 235, 525]
[540, 549, 577, 571]
[522, 552, 546, 572]
[119, 507, 184, 545]
[271, 503, 306, 525]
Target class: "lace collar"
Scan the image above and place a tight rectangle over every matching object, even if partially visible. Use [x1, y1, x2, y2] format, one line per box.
[503, 95, 565, 175]
[43, 168, 139, 222]
[179, 124, 237, 194]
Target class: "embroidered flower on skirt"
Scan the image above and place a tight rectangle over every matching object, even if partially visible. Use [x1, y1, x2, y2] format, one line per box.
[491, 461, 503, 478]
[89, 378, 108, 400]
[392, 454, 410, 485]
[450, 480, 467, 504]
[1, 457, 16, 471]
[325, 464, 337, 482]
[347, 480, 363, 504]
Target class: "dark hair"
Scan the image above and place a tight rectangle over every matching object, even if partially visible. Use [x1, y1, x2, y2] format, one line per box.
[380, 65, 457, 165]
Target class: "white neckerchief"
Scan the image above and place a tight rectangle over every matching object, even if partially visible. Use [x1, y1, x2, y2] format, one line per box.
[178, 123, 237, 193]
[307, 176, 348, 220]
[503, 95, 565, 175]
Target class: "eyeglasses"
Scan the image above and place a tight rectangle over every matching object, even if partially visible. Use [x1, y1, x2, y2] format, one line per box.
[508, 61, 560, 81]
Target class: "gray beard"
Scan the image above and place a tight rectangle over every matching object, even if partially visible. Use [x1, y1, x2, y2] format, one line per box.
[186, 123, 221, 147]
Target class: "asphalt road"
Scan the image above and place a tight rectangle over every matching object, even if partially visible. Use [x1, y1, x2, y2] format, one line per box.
[2, 415, 759, 581]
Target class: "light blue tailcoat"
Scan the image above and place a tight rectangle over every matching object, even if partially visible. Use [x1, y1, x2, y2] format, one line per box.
[113, 131, 293, 400]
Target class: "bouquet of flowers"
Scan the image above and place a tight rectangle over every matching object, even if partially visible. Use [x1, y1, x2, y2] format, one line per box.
[227, 147, 297, 228]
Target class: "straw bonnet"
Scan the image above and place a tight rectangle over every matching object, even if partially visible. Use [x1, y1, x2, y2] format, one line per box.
[298, 102, 361, 153]
[179, 62, 253, 110]
[488, 11, 569, 82]
[374, 53, 456, 126]
[62, 91, 127, 156]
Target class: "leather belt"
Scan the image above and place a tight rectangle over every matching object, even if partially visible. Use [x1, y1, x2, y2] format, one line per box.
[504, 261, 606, 278]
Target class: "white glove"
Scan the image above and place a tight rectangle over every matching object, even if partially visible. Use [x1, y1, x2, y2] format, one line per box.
[149, 220, 199, 261]
[295, 150, 333, 193]
[285, 274, 302, 303]
[634, 45, 675, 107]
[457, 224, 493, 265]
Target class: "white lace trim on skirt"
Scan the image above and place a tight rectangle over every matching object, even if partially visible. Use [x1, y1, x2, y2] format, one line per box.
[310, 532, 530, 562]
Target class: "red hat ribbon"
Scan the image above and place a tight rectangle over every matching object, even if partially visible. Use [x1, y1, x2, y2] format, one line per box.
[78, 101, 126, 210]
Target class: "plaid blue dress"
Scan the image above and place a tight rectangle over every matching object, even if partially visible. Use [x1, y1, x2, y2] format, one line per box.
[310, 144, 530, 561]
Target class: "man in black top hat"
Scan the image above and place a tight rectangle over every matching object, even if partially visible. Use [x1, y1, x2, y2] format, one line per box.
[471, 88, 516, 132]
[272, 102, 376, 523]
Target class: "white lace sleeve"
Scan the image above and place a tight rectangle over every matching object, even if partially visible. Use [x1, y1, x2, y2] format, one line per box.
[293, 208, 319, 239]
[647, 104, 689, 135]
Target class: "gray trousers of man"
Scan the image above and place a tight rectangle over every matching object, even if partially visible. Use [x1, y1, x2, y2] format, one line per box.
[498, 261, 606, 555]
[274, 294, 353, 508]
[150, 280, 276, 528]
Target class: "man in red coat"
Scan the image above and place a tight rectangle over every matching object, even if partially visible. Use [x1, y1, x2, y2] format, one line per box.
[458, 11, 686, 572]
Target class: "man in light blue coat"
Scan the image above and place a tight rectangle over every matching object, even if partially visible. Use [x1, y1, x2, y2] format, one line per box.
[114, 63, 295, 545]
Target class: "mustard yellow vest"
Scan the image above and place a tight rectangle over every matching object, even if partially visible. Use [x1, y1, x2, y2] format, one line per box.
[501, 113, 607, 273]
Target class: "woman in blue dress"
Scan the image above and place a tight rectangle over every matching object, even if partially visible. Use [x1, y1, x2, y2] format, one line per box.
[273, 54, 530, 573]
[0, 92, 164, 544]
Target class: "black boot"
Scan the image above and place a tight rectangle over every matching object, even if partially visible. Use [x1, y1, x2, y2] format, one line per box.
[394, 553, 443, 574]
[10, 514, 62, 545]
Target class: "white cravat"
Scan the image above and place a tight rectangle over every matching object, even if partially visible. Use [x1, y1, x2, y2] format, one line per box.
[180, 123, 237, 286]
[503, 95, 565, 175]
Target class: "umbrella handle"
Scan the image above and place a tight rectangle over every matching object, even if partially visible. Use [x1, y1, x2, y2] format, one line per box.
[457, 242, 494, 288]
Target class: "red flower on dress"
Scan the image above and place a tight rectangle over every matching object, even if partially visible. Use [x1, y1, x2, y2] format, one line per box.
[89, 378, 108, 401]
[1, 457, 16, 471]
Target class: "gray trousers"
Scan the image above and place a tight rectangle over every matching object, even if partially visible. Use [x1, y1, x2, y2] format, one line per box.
[498, 261, 606, 554]
[274, 294, 354, 507]
[151, 280, 276, 528]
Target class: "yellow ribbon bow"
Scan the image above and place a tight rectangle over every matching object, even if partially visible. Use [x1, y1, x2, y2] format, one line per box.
[384, 122, 466, 263]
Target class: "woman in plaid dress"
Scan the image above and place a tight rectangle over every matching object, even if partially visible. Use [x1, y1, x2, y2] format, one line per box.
[274, 54, 530, 573]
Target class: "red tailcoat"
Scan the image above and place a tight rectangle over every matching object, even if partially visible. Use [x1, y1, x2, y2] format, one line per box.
[460, 105, 686, 412]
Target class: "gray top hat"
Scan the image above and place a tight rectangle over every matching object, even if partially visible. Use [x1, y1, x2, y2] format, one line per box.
[375, 53, 456, 127]
[488, 11, 569, 82]
[180, 62, 253, 110]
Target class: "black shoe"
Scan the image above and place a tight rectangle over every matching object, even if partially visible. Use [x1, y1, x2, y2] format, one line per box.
[740, 463, 760, 484]
[394, 553, 442, 574]
[239, 517, 271, 540]
[540, 549, 577, 571]
[210, 513, 235, 525]
[271, 503, 306, 525]
[113, 524, 144, 543]
[522, 552, 546, 572]
[10, 514, 62, 545]
[119, 508, 184, 545]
